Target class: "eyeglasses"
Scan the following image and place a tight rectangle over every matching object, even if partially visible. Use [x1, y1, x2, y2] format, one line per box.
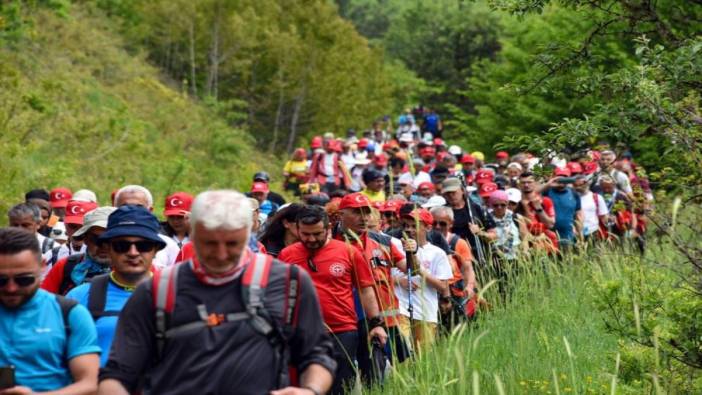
[435, 221, 449, 227]
[110, 240, 158, 254]
[382, 212, 395, 218]
[492, 204, 508, 208]
[307, 257, 318, 272]
[0, 274, 37, 288]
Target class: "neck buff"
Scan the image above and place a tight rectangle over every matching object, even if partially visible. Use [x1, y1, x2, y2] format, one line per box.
[189, 247, 253, 286]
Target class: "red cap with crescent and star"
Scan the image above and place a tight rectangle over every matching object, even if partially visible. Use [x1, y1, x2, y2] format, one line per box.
[164, 192, 194, 217]
[64, 200, 99, 225]
[338, 192, 372, 210]
[49, 187, 73, 209]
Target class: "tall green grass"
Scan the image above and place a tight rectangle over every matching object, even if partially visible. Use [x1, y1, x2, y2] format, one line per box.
[369, 250, 644, 395]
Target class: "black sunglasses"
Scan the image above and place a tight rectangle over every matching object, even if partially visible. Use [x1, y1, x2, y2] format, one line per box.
[0, 274, 37, 288]
[110, 240, 158, 254]
[435, 221, 449, 227]
[492, 204, 508, 208]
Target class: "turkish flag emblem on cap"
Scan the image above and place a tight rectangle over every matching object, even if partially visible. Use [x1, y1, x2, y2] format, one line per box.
[164, 192, 194, 217]
[475, 170, 494, 184]
[479, 182, 498, 197]
[64, 200, 98, 225]
[49, 187, 73, 209]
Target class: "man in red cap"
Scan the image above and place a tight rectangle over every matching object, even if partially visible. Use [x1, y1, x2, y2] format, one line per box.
[55, 199, 99, 263]
[394, 208, 452, 351]
[250, 182, 279, 216]
[460, 153, 476, 177]
[416, 181, 435, 201]
[478, 182, 499, 205]
[49, 187, 73, 220]
[162, 192, 194, 248]
[516, 171, 558, 253]
[279, 205, 386, 395]
[541, 167, 583, 250]
[495, 151, 510, 173]
[334, 193, 410, 385]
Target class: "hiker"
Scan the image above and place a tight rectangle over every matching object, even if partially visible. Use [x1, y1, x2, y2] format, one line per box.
[283, 148, 310, 196]
[162, 192, 193, 249]
[279, 205, 387, 395]
[42, 207, 116, 295]
[0, 227, 100, 393]
[541, 167, 583, 251]
[49, 187, 73, 220]
[98, 190, 335, 395]
[8, 202, 59, 268]
[67, 205, 165, 367]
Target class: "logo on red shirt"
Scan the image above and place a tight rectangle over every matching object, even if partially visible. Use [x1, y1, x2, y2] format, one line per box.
[329, 263, 346, 277]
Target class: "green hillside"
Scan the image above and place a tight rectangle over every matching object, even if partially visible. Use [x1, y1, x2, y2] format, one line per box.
[0, 4, 270, 217]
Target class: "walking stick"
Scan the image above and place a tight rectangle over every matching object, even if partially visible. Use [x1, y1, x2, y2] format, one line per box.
[457, 173, 486, 264]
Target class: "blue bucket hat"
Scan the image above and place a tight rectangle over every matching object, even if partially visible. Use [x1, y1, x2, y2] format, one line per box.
[99, 205, 166, 250]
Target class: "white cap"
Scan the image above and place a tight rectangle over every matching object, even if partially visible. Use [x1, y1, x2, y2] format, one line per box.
[506, 188, 522, 203]
[73, 206, 117, 238]
[397, 172, 413, 186]
[50, 222, 68, 241]
[507, 162, 523, 171]
[422, 133, 433, 144]
[399, 133, 413, 143]
[73, 189, 97, 203]
[412, 172, 432, 189]
[448, 145, 462, 156]
[421, 195, 447, 209]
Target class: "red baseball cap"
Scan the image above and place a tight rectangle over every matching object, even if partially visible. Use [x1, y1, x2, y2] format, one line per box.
[589, 150, 601, 161]
[358, 138, 369, 149]
[475, 169, 494, 184]
[417, 181, 435, 191]
[436, 151, 448, 162]
[338, 192, 372, 210]
[164, 192, 194, 217]
[496, 151, 509, 160]
[583, 161, 598, 175]
[251, 182, 270, 193]
[403, 208, 434, 226]
[380, 199, 402, 213]
[461, 154, 475, 164]
[479, 182, 498, 198]
[49, 187, 73, 209]
[419, 147, 436, 157]
[433, 138, 445, 147]
[566, 162, 583, 175]
[310, 136, 323, 149]
[553, 167, 571, 177]
[374, 153, 389, 166]
[64, 200, 98, 225]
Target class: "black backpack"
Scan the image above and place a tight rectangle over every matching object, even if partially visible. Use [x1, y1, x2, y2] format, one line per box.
[55, 294, 78, 355]
[57, 253, 86, 295]
[86, 274, 122, 321]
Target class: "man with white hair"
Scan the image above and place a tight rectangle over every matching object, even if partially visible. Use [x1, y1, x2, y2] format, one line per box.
[113, 185, 180, 268]
[98, 190, 335, 395]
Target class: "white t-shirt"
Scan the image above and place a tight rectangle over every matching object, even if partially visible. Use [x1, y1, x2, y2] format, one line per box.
[580, 191, 608, 236]
[394, 243, 452, 323]
[153, 234, 181, 269]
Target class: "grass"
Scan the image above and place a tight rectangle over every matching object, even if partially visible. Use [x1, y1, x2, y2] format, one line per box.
[0, 5, 280, 223]
[368, 248, 652, 395]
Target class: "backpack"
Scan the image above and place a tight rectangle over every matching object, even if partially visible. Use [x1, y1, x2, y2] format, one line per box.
[86, 274, 122, 321]
[152, 254, 301, 388]
[49, 245, 63, 267]
[55, 294, 78, 355]
[57, 253, 87, 296]
[41, 236, 56, 254]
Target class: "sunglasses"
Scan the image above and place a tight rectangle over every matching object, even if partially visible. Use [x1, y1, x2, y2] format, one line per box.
[492, 204, 508, 208]
[110, 240, 158, 254]
[435, 221, 449, 227]
[382, 212, 395, 218]
[0, 274, 36, 288]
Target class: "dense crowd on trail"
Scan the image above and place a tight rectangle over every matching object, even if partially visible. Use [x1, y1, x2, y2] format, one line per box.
[0, 107, 654, 395]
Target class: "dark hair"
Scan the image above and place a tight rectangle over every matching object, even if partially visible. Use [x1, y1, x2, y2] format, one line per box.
[25, 189, 50, 202]
[328, 189, 348, 199]
[362, 169, 384, 184]
[296, 205, 329, 228]
[8, 203, 41, 223]
[399, 202, 418, 216]
[520, 171, 535, 179]
[390, 157, 405, 168]
[259, 203, 303, 245]
[0, 227, 41, 258]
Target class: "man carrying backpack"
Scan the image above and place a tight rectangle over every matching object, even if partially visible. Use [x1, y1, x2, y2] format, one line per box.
[41, 207, 116, 295]
[98, 191, 335, 395]
[67, 205, 165, 367]
[0, 227, 100, 393]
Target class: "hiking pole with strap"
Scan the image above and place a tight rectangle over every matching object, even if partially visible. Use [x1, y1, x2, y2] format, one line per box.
[457, 173, 486, 264]
[402, 231, 417, 354]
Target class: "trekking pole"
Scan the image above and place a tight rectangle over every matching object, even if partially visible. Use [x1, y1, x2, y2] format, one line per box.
[457, 173, 486, 264]
[403, 232, 415, 352]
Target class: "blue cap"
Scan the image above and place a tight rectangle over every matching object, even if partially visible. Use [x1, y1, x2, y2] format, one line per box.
[99, 205, 166, 249]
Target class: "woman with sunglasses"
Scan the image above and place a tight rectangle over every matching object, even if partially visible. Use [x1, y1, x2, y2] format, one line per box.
[487, 190, 527, 261]
[66, 205, 165, 367]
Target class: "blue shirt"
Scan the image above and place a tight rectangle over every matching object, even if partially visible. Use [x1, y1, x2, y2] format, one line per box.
[67, 280, 133, 366]
[545, 188, 581, 241]
[0, 289, 100, 391]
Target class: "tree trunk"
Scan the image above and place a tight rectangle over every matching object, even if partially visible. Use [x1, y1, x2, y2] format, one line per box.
[188, 19, 197, 97]
[287, 85, 306, 154]
[206, 3, 220, 98]
[271, 68, 285, 153]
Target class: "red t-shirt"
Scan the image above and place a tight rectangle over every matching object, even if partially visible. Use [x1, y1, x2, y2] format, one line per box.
[525, 197, 558, 250]
[278, 239, 374, 333]
[335, 232, 404, 327]
[41, 256, 70, 293]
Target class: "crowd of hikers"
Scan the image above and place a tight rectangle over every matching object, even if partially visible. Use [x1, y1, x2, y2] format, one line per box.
[0, 107, 654, 395]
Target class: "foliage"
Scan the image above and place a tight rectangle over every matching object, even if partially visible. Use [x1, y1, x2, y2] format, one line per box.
[0, 4, 270, 222]
[97, 0, 405, 152]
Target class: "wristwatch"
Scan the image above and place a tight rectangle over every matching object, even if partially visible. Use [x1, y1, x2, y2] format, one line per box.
[302, 386, 322, 395]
